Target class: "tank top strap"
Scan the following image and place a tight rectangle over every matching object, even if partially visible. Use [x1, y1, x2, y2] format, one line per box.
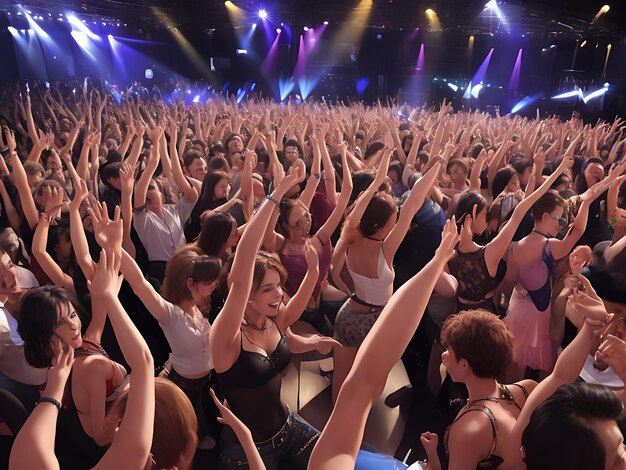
[508, 382, 529, 400]
[445, 403, 499, 458]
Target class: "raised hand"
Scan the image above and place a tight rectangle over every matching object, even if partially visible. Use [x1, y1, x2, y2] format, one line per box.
[44, 186, 65, 220]
[119, 161, 136, 194]
[568, 245, 592, 274]
[435, 217, 460, 262]
[70, 178, 89, 212]
[87, 248, 123, 299]
[88, 202, 123, 255]
[45, 347, 74, 397]
[567, 274, 612, 325]
[595, 335, 626, 380]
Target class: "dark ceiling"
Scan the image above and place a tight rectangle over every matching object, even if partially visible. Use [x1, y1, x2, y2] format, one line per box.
[1, 0, 624, 39]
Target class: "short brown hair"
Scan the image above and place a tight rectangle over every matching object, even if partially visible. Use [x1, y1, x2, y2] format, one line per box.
[441, 309, 514, 379]
[531, 190, 565, 222]
[161, 246, 222, 305]
[252, 252, 287, 294]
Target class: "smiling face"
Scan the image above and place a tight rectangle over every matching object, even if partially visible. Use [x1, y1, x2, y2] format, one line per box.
[0, 252, 20, 293]
[248, 269, 284, 318]
[54, 301, 82, 350]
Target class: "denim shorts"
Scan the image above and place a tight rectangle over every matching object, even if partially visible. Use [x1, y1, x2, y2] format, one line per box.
[219, 409, 319, 470]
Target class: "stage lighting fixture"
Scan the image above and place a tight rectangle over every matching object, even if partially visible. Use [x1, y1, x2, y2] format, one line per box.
[236, 49, 248, 55]
[303, 26, 309, 31]
[583, 86, 608, 104]
[276, 28, 281, 33]
[484, 0, 497, 9]
[447, 83, 459, 92]
[323, 21, 329, 25]
[580, 40, 587, 47]
[470, 83, 483, 98]
[225, 1, 233, 5]
[258, 9, 267, 19]
[144, 68, 154, 79]
[425, 9, 435, 15]
[376, 34, 382, 40]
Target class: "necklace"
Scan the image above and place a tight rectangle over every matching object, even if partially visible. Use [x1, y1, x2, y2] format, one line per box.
[242, 316, 272, 331]
[467, 385, 517, 407]
[532, 229, 551, 239]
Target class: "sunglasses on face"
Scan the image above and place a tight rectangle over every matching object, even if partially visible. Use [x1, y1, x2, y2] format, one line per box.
[550, 215, 568, 228]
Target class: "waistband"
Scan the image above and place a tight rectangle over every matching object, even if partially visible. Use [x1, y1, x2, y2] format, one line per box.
[163, 367, 212, 391]
[350, 293, 386, 310]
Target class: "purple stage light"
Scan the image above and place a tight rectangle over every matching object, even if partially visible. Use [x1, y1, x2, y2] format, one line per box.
[508, 48, 522, 90]
[356, 77, 369, 95]
[258, 9, 268, 19]
[416, 43, 425, 71]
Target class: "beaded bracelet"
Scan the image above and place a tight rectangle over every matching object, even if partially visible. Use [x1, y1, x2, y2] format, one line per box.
[37, 396, 62, 411]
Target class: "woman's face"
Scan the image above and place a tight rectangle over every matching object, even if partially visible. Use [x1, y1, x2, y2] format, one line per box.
[285, 205, 312, 243]
[248, 269, 283, 317]
[213, 178, 230, 201]
[585, 163, 605, 188]
[54, 302, 82, 350]
[505, 173, 521, 193]
[189, 279, 218, 311]
[0, 252, 20, 293]
[227, 136, 244, 155]
[449, 163, 468, 187]
[226, 222, 239, 250]
[593, 420, 626, 469]
[46, 153, 63, 175]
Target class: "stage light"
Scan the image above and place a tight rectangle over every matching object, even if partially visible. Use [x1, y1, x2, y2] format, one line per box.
[258, 9, 267, 19]
[425, 9, 435, 15]
[276, 28, 281, 33]
[448, 83, 459, 92]
[225, 0, 233, 5]
[236, 49, 248, 55]
[580, 40, 587, 47]
[303, 26, 309, 31]
[471, 83, 483, 98]
[551, 89, 581, 100]
[144, 68, 154, 79]
[594, 4, 610, 21]
[323, 21, 329, 25]
[583, 87, 608, 104]
[376, 34, 382, 40]
[425, 9, 441, 30]
[484, 0, 497, 9]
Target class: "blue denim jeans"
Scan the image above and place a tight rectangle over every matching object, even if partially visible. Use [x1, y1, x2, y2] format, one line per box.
[219, 410, 319, 470]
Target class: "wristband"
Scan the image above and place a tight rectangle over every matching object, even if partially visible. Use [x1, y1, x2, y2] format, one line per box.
[265, 194, 280, 208]
[312, 173, 321, 180]
[37, 396, 62, 411]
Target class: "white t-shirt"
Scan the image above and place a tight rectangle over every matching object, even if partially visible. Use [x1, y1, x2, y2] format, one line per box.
[159, 300, 212, 377]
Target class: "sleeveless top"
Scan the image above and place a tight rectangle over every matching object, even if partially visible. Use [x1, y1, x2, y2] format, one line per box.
[448, 247, 507, 302]
[279, 236, 332, 298]
[444, 384, 529, 470]
[63, 340, 130, 409]
[217, 320, 292, 441]
[516, 239, 555, 312]
[346, 244, 394, 306]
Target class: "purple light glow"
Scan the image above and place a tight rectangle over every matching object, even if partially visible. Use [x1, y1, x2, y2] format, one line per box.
[508, 48, 522, 90]
[465, 48, 494, 97]
[261, 31, 281, 77]
[416, 43, 425, 71]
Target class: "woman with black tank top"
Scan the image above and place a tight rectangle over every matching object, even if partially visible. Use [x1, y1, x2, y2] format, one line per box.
[210, 164, 334, 469]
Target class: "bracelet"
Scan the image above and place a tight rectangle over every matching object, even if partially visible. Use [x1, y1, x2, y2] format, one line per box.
[265, 194, 280, 208]
[312, 173, 321, 180]
[37, 396, 62, 411]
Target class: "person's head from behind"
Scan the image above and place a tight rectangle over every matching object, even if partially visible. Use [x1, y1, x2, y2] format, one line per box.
[522, 383, 625, 470]
[183, 149, 208, 182]
[100, 162, 123, 191]
[531, 190, 567, 237]
[509, 153, 533, 187]
[23, 161, 45, 190]
[107, 378, 198, 470]
[492, 166, 520, 199]
[18, 286, 84, 368]
[359, 192, 397, 239]
[247, 252, 287, 318]
[161, 246, 222, 312]
[440, 309, 513, 382]
[454, 190, 489, 235]
[196, 212, 238, 258]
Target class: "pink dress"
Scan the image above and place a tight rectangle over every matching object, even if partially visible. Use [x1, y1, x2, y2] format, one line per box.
[505, 240, 555, 371]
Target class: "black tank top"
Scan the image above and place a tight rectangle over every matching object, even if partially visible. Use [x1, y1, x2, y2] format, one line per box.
[217, 323, 292, 442]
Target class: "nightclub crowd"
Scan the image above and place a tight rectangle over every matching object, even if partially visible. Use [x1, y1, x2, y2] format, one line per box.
[1, 78, 626, 469]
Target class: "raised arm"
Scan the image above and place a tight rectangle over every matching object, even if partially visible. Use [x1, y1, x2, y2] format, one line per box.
[300, 132, 322, 208]
[315, 143, 353, 244]
[69, 179, 96, 281]
[6, 129, 39, 229]
[469, 149, 489, 192]
[308, 220, 459, 469]
[118, 162, 136, 258]
[32, 189, 75, 292]
[210, 166, 304, 373]
[89, 201, 167, 323]
[88, 249, 155, 470]
[9, 348, 73, 470]
[383, 145, 448, 260]
[133, 141, 160, 209]
[276, 241, 319, 331]
[484, 155, 574, 272]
